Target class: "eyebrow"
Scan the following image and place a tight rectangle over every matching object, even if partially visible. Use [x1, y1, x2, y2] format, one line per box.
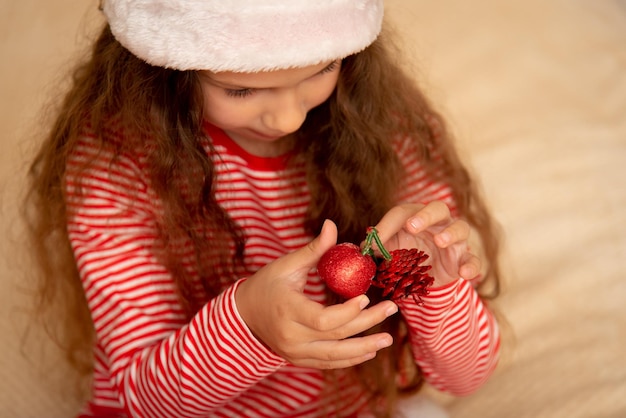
[203, 60, 338, 90]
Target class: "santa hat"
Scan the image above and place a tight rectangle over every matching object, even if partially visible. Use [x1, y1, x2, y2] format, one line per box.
[101, 0, 384, 72]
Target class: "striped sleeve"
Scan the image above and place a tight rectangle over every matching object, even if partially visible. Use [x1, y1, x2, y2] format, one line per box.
[394, 134, 500, 395]
[66, 137, 285, 417]
[398, 279, 500, 395]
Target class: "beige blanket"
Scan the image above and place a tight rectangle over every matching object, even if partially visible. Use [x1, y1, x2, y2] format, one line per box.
[1, 0, 624, 416]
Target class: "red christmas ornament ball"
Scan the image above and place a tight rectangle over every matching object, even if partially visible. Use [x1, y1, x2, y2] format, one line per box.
[317, 243, 376, 299]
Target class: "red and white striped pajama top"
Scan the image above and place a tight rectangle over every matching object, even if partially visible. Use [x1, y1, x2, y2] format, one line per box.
[66, 123, 499, 417]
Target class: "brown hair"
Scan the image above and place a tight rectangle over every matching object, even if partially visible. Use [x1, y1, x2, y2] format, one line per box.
[25, 21, 501, 417]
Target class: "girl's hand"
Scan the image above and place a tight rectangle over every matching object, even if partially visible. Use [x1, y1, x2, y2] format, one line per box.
[235, 220, 397, 369]
[371, 201, 481, 288]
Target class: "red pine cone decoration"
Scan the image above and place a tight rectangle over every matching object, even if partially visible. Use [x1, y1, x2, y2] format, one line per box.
[372, 248, 434, 303]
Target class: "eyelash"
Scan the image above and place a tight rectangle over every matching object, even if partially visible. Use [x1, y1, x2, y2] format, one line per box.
[319, 60, 339, 74]
[225, 88, 254, 98]
[224, 60, 339, 98]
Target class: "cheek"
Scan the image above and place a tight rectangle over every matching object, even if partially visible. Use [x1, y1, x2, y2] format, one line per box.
[309, 76, 339, 108]
[202, 101, 226, 125]
[201, 90, 249, 127]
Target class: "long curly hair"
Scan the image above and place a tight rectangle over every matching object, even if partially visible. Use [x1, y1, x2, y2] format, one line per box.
[25, 21, 501, 417]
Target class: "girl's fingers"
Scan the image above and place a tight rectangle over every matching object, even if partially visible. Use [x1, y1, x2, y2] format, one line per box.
[272, 297, 397, 368]
[320, 299, 397, 338]
[290, 294, 368, 332]
[294, 296, 398, 338]
[300, 352, 379, 370]
[405, 200, 451, 234]
[459, 252, 481, 281]
[434, 219, 471, 248]
[373, 201, 454, 245]
[372, 203, 424, 244]
[295, 332, 394, 369]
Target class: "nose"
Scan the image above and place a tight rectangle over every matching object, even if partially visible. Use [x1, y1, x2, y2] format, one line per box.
[262, 89, 307, 135]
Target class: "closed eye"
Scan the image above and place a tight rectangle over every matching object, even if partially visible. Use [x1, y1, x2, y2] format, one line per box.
[223, 60, 339, 99]
[225, 88, 255, 98]
[319, 60, 339, 75]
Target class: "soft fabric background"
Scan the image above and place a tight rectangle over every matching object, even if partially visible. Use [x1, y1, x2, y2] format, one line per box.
[1, 0, 624, 417]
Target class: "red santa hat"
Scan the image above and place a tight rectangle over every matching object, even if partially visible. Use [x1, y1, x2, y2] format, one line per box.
[101, 0, 384, 72]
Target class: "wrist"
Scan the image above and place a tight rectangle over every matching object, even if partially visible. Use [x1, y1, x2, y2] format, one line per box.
[234, 277, 254, 331]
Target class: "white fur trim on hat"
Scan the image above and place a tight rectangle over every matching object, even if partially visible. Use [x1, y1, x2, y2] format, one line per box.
[102, 0, 384, 72]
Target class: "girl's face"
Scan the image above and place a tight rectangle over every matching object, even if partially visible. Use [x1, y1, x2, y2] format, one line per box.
[198, 60, 341, 157]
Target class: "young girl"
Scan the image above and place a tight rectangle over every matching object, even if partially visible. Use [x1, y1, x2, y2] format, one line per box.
[26, 0, 501, 416]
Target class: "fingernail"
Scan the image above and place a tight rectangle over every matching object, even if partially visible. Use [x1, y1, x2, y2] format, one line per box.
[438, 232, 450, 245]
[359, 295, 370, 310]
[409, 218, 423, 230]
[385, 303, 398, 317]
[377, 336, 393, 349]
